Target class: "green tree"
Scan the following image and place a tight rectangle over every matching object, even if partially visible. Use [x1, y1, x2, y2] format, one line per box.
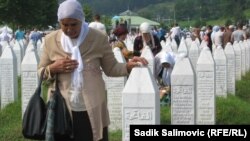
[0, 0, 58, 29]
[83, 4, 93, 23]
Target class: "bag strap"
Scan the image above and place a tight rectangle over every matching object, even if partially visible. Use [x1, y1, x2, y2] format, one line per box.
[37, 68, 46, 96]
[54, 74, 61, 94]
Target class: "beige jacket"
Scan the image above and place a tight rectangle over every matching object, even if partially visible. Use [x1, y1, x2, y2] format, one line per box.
[38, 28, 128, 141]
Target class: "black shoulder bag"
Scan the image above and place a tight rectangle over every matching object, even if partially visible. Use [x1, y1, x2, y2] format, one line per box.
[22, 70, 74, 140]
[22, 68, 46, 140]
[45, 74, 74, 140]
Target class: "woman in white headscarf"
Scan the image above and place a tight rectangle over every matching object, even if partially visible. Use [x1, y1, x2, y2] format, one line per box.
[154, 51, 176, 105]
[133, 22, 162, 56]
[38, 0, 148, 141]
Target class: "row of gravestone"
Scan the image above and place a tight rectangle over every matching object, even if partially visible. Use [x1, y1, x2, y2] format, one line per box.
[0, 39, 43, 115]
[0, 36, 249, 141]
[107, 38, 250, 141]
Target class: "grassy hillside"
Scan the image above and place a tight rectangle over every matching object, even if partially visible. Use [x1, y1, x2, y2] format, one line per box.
[1, 71, 250, 140]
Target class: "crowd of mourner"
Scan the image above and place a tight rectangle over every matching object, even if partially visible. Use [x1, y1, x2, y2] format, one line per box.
[0, 19, 249, 106]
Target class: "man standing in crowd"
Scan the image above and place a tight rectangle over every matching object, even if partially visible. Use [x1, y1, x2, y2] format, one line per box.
[223, 24, 234, 47]
[15, 26, 25, 41]
[231, 22, 246, 42]
[89, 14, 107, 35]
[169, 23, 181, 47]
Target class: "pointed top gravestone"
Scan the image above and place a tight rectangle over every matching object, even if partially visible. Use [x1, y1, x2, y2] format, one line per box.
[178, 37, 188, 55]
[140, 46, 155, 76]
[213, 46, 227, 97]
[106, 47, 127, 131]
[0, 45, 18, 109]
[122, 67, 160, 141]
[196, 46, 216, 125]
[188, 41, 200, 71]
[21, 48, 40, 117]
[171, 57, 195, 124]
[233, 41, 242, 80]
[224, 42, 235, 95]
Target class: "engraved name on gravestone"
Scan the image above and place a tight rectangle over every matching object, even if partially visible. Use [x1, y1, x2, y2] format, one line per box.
[196, 47, 215, 124]
[0, 46, 18, 109]
[171, 57, 195, 124]
[21, 48, 40, 117]
[213, 46, 227, 97]
[224, 43, 236, 95]
[233, 41, 242, 80]
[188, 41, 200, 71]
[107, 47, 127, 131]
[239, 41, 246, 76]
[122, 67, 160, 141]
[244, 40, 250, 71]
[13, 41, 22, 76]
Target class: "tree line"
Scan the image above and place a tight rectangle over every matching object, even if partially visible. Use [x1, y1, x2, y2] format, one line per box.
[0, 0, 58, 30]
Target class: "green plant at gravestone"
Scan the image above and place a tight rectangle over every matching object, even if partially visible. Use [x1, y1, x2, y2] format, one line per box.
[2, 71, 250, 140]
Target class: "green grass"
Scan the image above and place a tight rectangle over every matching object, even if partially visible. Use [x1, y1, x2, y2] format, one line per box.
[1, 72, 250, 141]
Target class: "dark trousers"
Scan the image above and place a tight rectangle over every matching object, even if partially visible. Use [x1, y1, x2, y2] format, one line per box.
[55, 111, 108, 141]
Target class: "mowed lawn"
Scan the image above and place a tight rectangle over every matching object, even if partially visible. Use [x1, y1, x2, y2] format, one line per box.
[1, 71, 250, 141]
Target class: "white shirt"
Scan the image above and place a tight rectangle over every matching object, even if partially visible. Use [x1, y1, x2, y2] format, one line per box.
[214, 30, 224, 47]
[89, 21, 106, 34]
[170, 26, 181, 40]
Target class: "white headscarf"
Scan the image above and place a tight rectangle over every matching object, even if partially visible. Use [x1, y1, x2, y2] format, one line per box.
[161, 52, 176, 86]
[57, 0, 84, 22]
[58, 0, 89, 103]
[140, 22, 155, 49]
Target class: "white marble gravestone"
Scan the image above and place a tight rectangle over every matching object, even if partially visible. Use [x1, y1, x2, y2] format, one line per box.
[213, 46, 227, 97]
[13, 41, 23, 76]
[199, 40, 207, 52]
[178, 37, 188, 55]
[21, 39, 28, 52]
[36, 39, 42, 49]
[243, 40, 250, 72]
[188, 41, 200, 71]
[239, 41, 246, 76]
[224, 43, 236, 95]
[171, 57, 195, 124]
[196, 47, 215, 124]
[233, 41, 242, 80]
[0, 44, 2, 56]
[140, 46, 155, 76]
[21, 48, 40, 117]
[25, 40, 36, 54]
[18, 39, 26, 57]
[37, 40, 44, 58]
[0, 45, 18, 109]
[106, 47, 127, 131]
[124, 36, 134, 52]
[195, 38, 201, 47]
[122, 67, 160, 141]
[185, 37, 192, 50]
[162, 42, 173, 52]
[0, 40, 9, 52]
